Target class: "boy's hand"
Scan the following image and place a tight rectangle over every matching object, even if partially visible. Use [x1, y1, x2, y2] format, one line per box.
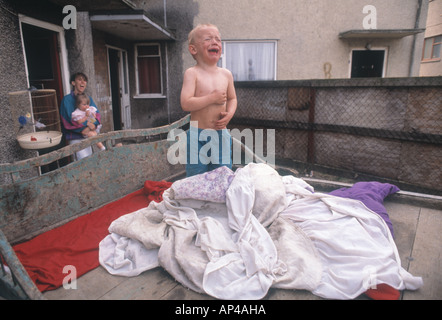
[215, 111, 232, 129]
[211, 90, 227, 105]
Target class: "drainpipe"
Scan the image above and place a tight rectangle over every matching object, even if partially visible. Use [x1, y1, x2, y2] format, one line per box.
[164, 0, 167, 27]
[409, 0, 423, 77]
[166, 43, 171, 124]
[164, 0, 170, 123]
[307, 88, 316, 165]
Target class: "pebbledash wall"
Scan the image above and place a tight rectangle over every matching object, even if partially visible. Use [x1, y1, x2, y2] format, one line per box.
[230, 77, 442, 195]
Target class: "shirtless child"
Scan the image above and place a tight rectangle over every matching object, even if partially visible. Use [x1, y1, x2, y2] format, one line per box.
[180, 24, 237, 177]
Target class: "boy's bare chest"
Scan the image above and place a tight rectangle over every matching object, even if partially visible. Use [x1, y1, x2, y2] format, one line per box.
[195, 72, 228, 96]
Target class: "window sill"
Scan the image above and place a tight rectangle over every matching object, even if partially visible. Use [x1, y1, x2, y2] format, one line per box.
[134, 94, 166, 99]
[421, 58, 441, 63]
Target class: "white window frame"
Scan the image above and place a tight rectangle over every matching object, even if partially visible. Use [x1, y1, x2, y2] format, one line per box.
[134, 43, 165, 99]
[18, 14, 70, 96]
[218, 40, 278, 81]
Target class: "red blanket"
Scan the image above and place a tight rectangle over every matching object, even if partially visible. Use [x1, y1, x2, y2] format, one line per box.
[13, 180, 171, 292]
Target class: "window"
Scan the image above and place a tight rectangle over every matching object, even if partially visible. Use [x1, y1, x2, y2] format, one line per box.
[351, 50, 385, 78]
[218, 41, 277, 81]
[135, 44, 163, 97]
[422, 36, 442, 61]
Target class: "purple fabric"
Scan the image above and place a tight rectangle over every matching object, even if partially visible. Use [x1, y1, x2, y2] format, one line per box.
[329, 182, 399, 237]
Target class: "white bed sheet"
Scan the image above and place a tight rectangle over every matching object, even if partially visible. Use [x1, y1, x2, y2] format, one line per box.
[99, 163, 422, 299]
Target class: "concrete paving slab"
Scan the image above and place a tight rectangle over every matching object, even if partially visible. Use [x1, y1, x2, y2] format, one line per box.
[43, 199, 441, 300]
[43, 266, 125, 300]
[402, 207, 442, 300]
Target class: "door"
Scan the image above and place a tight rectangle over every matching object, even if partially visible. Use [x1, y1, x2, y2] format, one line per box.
[21, 21, 67, 171]
[119, 51, 131, 130]
[21, 22, 64, 105]
[108, 47, 131, 130]
[351, 50, 385, 78]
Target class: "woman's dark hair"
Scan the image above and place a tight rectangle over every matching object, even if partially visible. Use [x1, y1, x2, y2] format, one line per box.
[70, 72, 88, 83]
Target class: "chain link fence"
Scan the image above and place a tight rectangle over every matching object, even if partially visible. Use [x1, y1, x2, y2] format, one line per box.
[230, 77, 442, 195]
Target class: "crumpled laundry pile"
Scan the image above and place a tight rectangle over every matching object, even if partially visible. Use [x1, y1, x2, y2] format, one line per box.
[99, 163, 423, 299]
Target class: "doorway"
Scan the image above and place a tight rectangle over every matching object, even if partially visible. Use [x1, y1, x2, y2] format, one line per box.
[351, 50, 385, 78]
[21, 23, 64, 106]
[108, 47, 131, 130]
[20, 20, 69, 171]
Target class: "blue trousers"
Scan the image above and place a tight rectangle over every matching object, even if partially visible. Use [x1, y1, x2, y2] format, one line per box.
[186, 126, 232, 177]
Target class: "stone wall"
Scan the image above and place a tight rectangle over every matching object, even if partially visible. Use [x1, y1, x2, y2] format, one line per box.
[0, 0, 37, 177]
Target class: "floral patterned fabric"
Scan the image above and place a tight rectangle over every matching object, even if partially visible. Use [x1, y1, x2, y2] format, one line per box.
[171, 166, 235, 203]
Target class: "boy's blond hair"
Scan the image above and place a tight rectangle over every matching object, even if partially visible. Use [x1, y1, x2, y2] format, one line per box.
[187, 23, 220, 45]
